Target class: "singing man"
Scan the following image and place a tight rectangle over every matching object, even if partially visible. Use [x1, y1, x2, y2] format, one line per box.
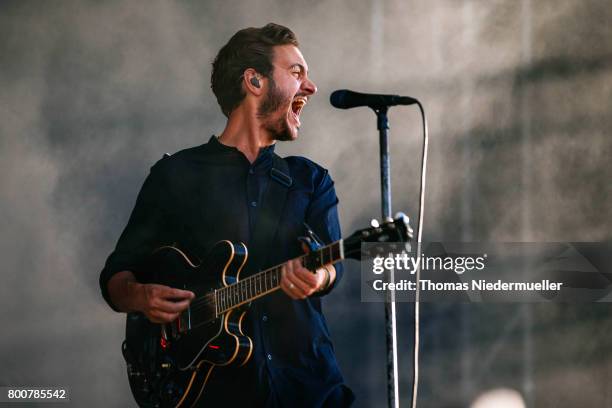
[100, 23, 354, 407]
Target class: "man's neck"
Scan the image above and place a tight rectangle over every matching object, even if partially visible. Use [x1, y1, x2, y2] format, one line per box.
[217, 105, 275, 163]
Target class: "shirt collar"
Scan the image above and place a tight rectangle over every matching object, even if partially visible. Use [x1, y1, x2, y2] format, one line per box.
[208, 135, 276, 162]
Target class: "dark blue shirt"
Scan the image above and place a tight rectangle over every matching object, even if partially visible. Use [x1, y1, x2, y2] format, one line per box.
[100, 136, 353, 407]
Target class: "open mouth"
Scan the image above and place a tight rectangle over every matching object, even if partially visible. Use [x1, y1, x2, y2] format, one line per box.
[291, 96, 307, 118]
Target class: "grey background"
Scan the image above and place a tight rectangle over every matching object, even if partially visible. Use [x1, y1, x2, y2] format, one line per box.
[1, 0, 611, 407]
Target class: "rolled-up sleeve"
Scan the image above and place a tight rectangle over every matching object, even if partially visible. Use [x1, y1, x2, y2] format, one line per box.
[305, 169, 343, 296]
[99, 162, 172, 311]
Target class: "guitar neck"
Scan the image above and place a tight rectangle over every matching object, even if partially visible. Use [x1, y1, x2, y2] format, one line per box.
[215, 240, 344, 314]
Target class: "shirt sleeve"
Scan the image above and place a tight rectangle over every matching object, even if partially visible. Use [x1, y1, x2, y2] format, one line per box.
[99, 161, 173, 311]
[305, 169, 343, 297]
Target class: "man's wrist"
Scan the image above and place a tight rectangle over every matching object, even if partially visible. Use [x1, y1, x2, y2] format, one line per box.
[318, 265, 331, 292]
[125, 280, 145, 312]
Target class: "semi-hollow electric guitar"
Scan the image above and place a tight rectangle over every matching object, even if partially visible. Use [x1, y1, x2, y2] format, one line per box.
[122, 215, 411, 408]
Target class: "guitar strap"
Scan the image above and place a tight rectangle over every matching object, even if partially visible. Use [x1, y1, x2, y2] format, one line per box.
[247, 153, 293, 274]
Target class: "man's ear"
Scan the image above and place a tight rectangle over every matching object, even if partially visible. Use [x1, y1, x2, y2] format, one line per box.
[244, 68, 265, 96]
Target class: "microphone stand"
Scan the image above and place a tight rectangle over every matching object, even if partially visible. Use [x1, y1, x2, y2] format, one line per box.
[374, 106, 400, 408]
[331, 90, 428, 408]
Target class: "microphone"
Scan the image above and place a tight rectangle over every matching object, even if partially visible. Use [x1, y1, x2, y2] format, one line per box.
[330, 89, 418, 109]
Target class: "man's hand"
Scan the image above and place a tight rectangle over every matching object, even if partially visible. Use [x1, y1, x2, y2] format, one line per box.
[133, 283, 195, 323]
[280, 260, 335, 300]
[107, 271, 195, 323]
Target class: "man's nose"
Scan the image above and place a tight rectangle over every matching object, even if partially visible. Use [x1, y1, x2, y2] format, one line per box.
[302, 77, 317, 96]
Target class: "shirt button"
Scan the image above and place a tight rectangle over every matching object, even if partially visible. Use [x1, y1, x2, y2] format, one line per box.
[251, 201, 257, 207]
[249, 168, 255, 175]
[267, 354, 272, 361]
[262, 315, 268, 322]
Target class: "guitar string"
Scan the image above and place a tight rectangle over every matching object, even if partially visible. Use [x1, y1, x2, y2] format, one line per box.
[187, 270, 283, 316]
[182, 244, 341, 314]
[170, 240, 397, 331]
[188, 271, 280, 313]
[188, 263, 285, 309]
[188, 249, 338, 312]
[187, 268, 281, 310]
[173, 245, 359, 330]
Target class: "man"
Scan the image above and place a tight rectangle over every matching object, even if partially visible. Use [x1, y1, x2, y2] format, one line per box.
[100, 23, 354, 407]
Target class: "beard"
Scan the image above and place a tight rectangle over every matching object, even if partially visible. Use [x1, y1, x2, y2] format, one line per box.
[257, 78, 295, 142]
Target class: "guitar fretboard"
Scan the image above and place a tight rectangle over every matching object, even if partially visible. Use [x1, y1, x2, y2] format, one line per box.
[215, 240, 344, 315]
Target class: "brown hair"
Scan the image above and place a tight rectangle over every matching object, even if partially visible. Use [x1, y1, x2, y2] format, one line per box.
[211, 23, 299, 117]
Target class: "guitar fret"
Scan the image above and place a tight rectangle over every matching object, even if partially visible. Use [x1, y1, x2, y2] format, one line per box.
[222, 288, 226, 312]
[223, 289, 227, 311]
[223, 287, 227, 311]
[226, 287, 230, 310]
[273, 268, 279, 286]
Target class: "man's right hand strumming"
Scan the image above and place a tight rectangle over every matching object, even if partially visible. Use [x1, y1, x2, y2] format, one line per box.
[107, 271, 195, 323]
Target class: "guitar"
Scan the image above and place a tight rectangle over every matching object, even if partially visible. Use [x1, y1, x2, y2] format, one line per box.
[122, 215, 412, 408]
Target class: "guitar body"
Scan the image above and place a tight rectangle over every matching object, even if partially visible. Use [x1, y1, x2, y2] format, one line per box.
[120, 215, 412, 407]
[123, 241, 253, 408]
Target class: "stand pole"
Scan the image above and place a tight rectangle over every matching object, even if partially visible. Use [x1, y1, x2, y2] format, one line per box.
[375, 107, 400, 408]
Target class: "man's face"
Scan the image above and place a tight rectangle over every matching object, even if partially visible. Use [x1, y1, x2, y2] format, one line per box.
[258, 45, 317, 141]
